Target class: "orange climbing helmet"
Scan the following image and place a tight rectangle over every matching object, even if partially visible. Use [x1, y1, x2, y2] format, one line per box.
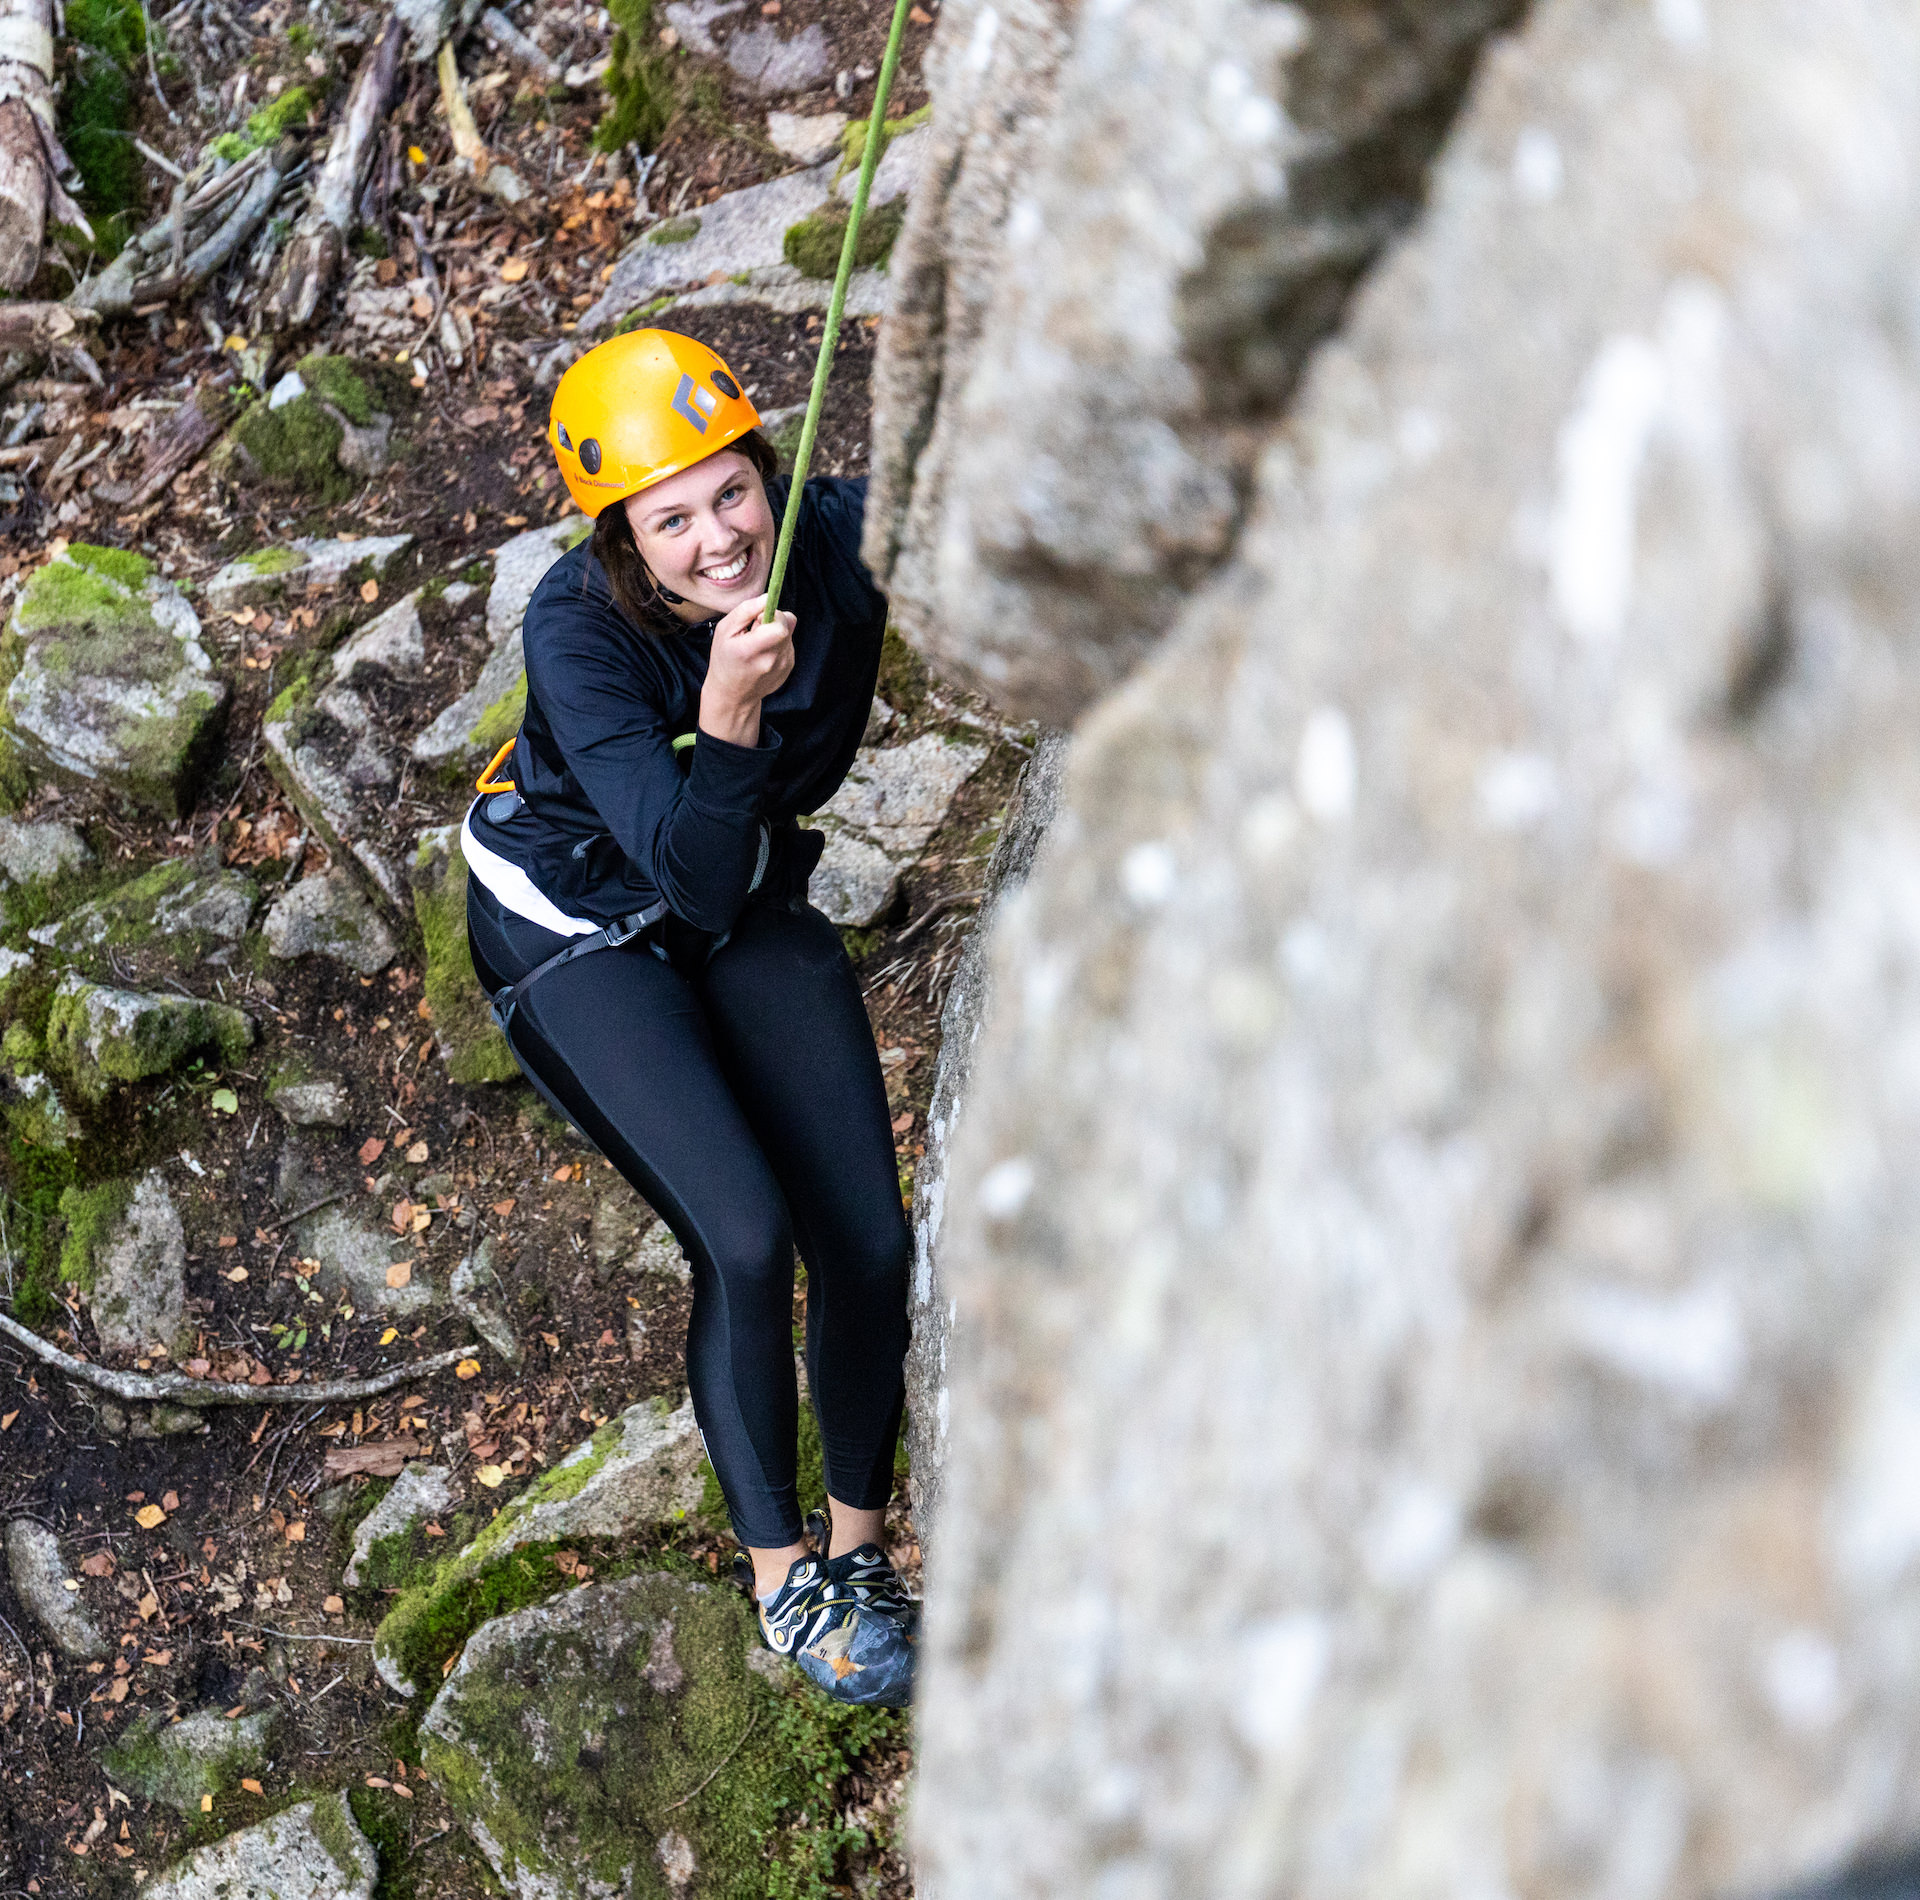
[547, 329, 762, 517]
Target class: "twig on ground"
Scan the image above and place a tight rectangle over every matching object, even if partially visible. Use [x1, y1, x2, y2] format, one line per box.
[0, 1311, 478, 1405]
[262, 1187, 351, 1233]
[661, 1711, 760, 1812]
[892, 889, 982, 951]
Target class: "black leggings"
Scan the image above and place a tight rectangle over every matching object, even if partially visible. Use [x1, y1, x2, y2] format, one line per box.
[467, 880, 910, 1548]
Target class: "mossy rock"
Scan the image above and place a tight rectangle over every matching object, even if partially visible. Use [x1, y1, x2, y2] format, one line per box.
[410, 826, 518, 1085]
[29, 857, 258, 960]
[103, 1704, 281, 1814]
[3, 546, 229, 820]
[782, 199, 904, 280]
[217, 355, 404, 502]
[45, 971, 253, 1101]
[420, 1565, 903, 1898]
[373, 1396, 705, 1697]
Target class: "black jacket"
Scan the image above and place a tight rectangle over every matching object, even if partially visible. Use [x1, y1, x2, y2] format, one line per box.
[466, 475, 886, 933]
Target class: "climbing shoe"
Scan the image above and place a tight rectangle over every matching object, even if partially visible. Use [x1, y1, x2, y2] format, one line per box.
[804, 1509, 921, 1637]
[756, 1546, 916, 1709]
[753, 1552, 845, 1662]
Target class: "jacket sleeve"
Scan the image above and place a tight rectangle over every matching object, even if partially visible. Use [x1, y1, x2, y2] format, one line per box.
[526, 586, 778, 935]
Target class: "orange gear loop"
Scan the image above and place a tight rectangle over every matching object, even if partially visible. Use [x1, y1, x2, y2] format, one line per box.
[546, 329, 762, 519]
[476, 738, 518, 794]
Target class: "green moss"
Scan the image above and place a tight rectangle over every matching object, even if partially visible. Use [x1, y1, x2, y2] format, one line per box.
[304, 1790, 367, 1883]
[346, 1785, 413, 1900]
[2, 1022, 39, 1070]
[837, 925, 883, 961]
[45, 978, 254, 1101]
[67, 542, 153, 588]
[237, 545, 305, 575]
[55, 1177, 127, 1291]
[781, 200, 904, 281]
[646, 215, 700, 245]
[264, 672, 311, 731]
[767, 408, 807, 472]
[836, 102, 930, 179]
[13, 554, 159, 644]
[563, 518, 593, 550]
[595, 0, 676, 154]
[2, 1138, 78, 1327]
[229, 395, 352, 502]
[416, 1563, 905, 1896]
[874, 622, 931, 720]
[462, 562, 491, 586]
[299, 353, 380, 427]
[209, 84, 316, 162]
[468, 670, 526, 754]
[61, 0, 147, 217]
[413, 843, 517, 1086]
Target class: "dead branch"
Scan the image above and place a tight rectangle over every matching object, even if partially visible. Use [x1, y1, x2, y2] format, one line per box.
[0, 1308, 482, 1405]
[262, 10, 405, 331]
[0, 0, 93, 289]
[0, 299, 97, 351]
[477, 6, 559, 85]
[91, 374, 239, 507]
[71, 138, 297, 320]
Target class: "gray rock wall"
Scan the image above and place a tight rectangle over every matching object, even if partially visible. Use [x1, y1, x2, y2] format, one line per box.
[865, 0, 1523, 725]
[905, 728, 1068, 1548]
[903, 0, 1920, 1895]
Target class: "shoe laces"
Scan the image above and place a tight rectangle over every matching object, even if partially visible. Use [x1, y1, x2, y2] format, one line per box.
[756, 1555, 845, 1657]
[830, 1545, 917, 1622]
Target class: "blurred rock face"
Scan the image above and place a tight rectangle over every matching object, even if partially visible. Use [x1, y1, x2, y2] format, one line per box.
[884, 0, 1920, 1894]
[865, 0, 1524, 724]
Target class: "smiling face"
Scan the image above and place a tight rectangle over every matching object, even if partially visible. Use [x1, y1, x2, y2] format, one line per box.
[621, 447, 775, 622]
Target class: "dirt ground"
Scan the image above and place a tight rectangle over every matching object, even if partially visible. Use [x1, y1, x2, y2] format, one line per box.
[0, 0, 1011, 1891]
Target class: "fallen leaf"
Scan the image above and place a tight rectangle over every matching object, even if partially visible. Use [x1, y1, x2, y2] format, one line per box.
[410, 1207, 432, 1234]
[540, 1331, 560, 1351]
[385, 1260, 412, 1289]
[144, 1648, 172, 1665]
[408, 144, 426, 164]
[390, 1199, 414, 1234]
[284, 1521, 306, 1544]
[80, 1551, 112, 1577]
[364, 1776, 390, 1790]
[405, 1140, 429, 1163]
[201, 1794, 212, 1813]
[209, 1087, 239, 1115]
[475, 1464, 507, 1488]
[162, 1490, 179, 1512]
[379, 1326, 398, 1345]
[133, 1504, 166, 1529]
[392, 1782, 413, 1799]
[359, 578, 379, 603]
[225, 1265, 248, 1283]
[491, 1199, 516, 1217]
[137, 1592, 159, 1620]
[909, 2, 932, 18]
[217, 1235, 238, 1249]
[240, 1778, 263, 1796]
[323, 1595, 345, 1615]
[455, 1357, 481, 1380]
[552, 1164, 574, 1182]
[501, 257, 529, 283]
[359, 1136, 387, 1166]
[0, 1411, 15, 1431]
[322, 1442, 423, 1478]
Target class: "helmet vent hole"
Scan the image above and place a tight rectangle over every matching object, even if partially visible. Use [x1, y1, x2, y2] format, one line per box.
[579, 438, 602, 475]
[712, 371, 740, 400]
[557, 422, 573, 451]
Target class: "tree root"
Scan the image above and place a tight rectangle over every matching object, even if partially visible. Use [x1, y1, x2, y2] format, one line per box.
[0, 1308, 480, 1407]
[262, 11, 405, 332]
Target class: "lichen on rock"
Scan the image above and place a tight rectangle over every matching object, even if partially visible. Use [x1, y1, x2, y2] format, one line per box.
[374, 1394, 705, 1696]
[102, 1702, 282, 1813]
[2, 544, 229, 819]
[412, 825, 517, 1083]
[45, 971, 253, 1100]
[28, 857, 259, 958]
[420, 1565, 900, 1898]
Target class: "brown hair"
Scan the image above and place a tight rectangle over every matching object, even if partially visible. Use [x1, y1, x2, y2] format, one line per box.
[589, 429, 781, 633]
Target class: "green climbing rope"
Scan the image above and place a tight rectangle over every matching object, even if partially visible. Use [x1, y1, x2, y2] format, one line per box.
[761, 0, 916, 623]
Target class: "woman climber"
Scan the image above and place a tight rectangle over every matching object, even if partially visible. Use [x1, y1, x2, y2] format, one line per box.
[459, 327, 917, 1708]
